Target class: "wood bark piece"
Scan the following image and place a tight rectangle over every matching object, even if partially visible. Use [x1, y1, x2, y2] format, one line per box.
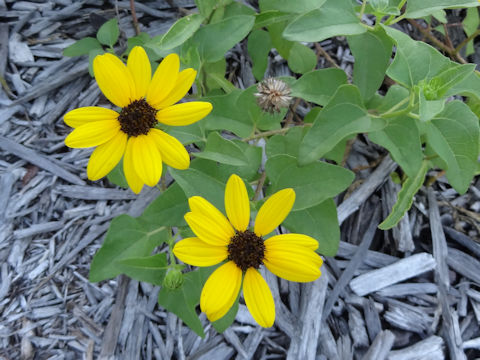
[0, 136, 85, 185]
[337, 156, 396, 224]
[324, 207, 380, 319]
[362, 330, 395, 360]
[388, 335, 444, 360]
[287, 269, 329, 360]
[99, 275, 130, 360]
[349, 253, 436, 296]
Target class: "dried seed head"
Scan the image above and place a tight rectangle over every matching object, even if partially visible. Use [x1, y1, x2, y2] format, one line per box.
[255, 78, 292, 113]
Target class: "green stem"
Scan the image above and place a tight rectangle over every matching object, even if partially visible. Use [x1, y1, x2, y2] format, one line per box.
[454, 28, 480, 54]
[242, 125, 311, 142]
[407, 112, 420, 120]
[167, 236, 176, 265]
[379, 96, 410, 116]
[387, 13, 407, 25]
[359, 0, 367, 19]
[384, 0, 407, 25]
[378, 91, 415, 119]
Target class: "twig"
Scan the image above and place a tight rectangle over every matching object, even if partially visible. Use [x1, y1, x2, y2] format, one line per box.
[242, 125, 311, 142]
[442, 23, 454, 50]
[407, 19, 467, 64]
[253, 171, 267, 201]
[129, 0, 140, 35]
[314, 43, 341, 70]
[284, 98, 302, 127]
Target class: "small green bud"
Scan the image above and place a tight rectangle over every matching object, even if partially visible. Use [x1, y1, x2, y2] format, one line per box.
[163, 267, 184, 290]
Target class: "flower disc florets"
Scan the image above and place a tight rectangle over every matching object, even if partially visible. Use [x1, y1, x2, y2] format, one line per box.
[228, 230, 265, 271]
[118, 99, 157, 136]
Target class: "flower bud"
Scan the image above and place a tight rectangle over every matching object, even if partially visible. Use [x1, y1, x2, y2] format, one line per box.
[163, 267, 184, 290]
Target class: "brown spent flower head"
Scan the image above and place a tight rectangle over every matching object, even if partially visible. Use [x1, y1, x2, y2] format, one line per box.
[254, 78, 292, 113]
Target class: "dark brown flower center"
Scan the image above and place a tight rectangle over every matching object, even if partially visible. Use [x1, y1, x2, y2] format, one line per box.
[118, 99, 157, 136]
[227, 230, 265, 272]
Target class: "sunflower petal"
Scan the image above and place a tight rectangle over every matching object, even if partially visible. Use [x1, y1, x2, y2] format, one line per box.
[93, 53, 135, 108]
[264, 243, 322, 282]
[149, 129, 190, 170]
[65, 120, 120, 148]
[146, 53, 179, 109]
[127, 46, 151, 100]
[265, 234, 318, 251]
[155, 102, 212, 126]
[200, 261, 242, 322]
[225, 174, 250, 232]
[87, 131, 127, 180]
[123, 138, 144, 194]
[184, 211, 233, 246]
[154, 68, 197, 109]
[189, 196, 234, 236]
[243, 268, 275, 328]
[64, 107, 119, 128]
[173, 237, 227, 266]
[130, 135, 163, 187]
[254, 188, 295, 237]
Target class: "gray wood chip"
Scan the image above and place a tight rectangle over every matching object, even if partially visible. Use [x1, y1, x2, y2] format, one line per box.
[349, 253, 436, 296]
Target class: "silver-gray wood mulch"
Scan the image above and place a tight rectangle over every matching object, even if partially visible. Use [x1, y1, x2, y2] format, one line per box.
[1, 1, 479, 359]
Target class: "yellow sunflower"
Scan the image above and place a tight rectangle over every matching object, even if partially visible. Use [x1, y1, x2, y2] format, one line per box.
[173, 174, 323, 327]
[63, 46, 212, 194]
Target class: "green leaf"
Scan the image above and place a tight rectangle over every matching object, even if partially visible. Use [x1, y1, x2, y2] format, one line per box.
[88, 48, 104, 77]
[383, 26, 452, 88]
[107, 161, 129, 189]
[259, 0, 326, 13]
[164, 122, 206, 145]
[158, 266, 214, 337]
[117, 253, 168, 286]
[266, 126, 305, 158]
[63, 37, 102, 57]
[432, 63, 476, 98]
[370, 84, 410, 113]
[379, 160, 428, 230]
[369, 115, 423, 178]
[158, 14, 204, 50]
[283, 0, 366, 42]
[265, 155, 354, 211]
[96, 18, 120, 47]
[298, 84, 385, 165]
[404, 0, 480, 19]
[418, 90, 445, 122]
[89, 215, 167, 282]
[192, 15, 255, 61]
[195, 0, 218, 18]
[267, 22, 294, 59]
[426, 101, 480, 194]
[169, 164, 226, 211]
[253, 11, 293, 29]
[347, 27, 393, 100]
[203, 58, 228, 92]
[369, 0, 401, 15]
[287, 43, 317, 74]
[463, 7, 480, 56]
[446, 71, 480, 100]
[141, 182, 189, 226]
[223, 1, 256, 17]
[283, 199, 340, 257]
[290, 68, 348, 106]
[204, 90, 254, 138]
[248, 29, 272, 81]
[194, 131, 249, 166]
